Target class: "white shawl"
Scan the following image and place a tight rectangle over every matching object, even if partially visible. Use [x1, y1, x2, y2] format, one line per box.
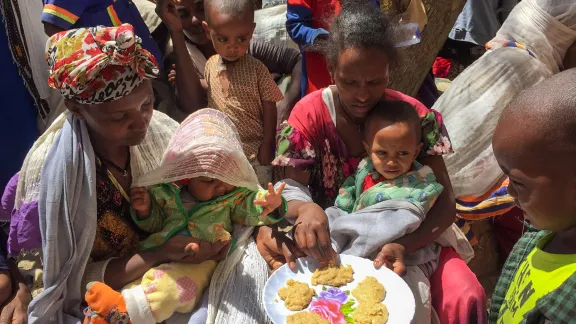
[25, 111, 178, 323]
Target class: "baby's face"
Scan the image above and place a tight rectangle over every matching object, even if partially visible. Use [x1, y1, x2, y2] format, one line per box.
[187, 176, 236, 201]
[364, 122, 422, 180]
[202, 9, 255, 62]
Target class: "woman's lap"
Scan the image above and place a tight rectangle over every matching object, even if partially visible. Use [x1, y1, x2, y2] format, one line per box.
[167, 238, 270, 324]
[430, 247, 487, 324]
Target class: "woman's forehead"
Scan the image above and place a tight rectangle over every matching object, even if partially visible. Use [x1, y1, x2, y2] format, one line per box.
[336, 48, 390, 74]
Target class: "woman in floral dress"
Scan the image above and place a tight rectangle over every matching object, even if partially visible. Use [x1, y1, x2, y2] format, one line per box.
[266, 1, 487, 323]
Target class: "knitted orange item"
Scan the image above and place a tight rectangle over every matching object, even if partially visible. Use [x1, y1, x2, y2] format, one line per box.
[84, 282, 131, 324]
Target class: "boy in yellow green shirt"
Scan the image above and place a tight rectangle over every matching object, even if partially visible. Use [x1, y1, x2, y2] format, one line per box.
[489, 69, 576, 323]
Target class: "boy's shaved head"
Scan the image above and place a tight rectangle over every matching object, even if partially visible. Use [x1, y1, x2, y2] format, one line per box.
[493, 68, 576, 232]
[204, 0, 254, 24]
[496, 68, 576, 159]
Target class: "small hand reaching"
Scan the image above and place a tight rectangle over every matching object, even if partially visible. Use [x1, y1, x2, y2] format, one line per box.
[254, 182, 286, 217]
[168, 64, 176, 85]
[130, 187, 152, 220]
[374, 243, 406, 276]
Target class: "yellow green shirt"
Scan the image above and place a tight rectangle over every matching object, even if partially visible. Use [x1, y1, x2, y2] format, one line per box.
[498, 233, 576, 323]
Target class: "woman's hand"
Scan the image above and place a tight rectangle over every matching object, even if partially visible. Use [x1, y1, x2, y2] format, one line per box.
[156, 0, 183, 32]
[374, 243, 406, 276]
[156, 236, 231, 264]
[0, 284, 31, 324]
[256, 226, 305, 271]
[293, 203, 337, 265]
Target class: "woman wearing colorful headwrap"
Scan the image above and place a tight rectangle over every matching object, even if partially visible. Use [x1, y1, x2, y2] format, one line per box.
[0, 24, 230, 323]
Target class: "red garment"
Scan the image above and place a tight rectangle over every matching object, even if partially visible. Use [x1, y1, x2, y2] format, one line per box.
[362, 174, 385, 192]
[287, 0, 341, 94]
[431, 248, 488, 324]
[433, 57, 452, 78]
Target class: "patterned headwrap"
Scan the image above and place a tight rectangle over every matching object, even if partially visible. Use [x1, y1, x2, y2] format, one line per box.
[45, 24, 159, 104]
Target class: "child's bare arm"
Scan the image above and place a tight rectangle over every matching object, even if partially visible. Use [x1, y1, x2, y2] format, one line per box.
[258, 100, 278, 166]
[130, 187, 152, 220]
[156, 0, 207, 113]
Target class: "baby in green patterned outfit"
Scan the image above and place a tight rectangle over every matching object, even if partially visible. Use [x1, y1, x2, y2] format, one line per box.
[83, 109, 287, 324]
[333, 100, 444, 323]
[335, 100, 444, 214]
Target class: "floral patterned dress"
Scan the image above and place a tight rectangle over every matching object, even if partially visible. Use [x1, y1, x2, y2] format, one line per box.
[273, 87, 452, 209]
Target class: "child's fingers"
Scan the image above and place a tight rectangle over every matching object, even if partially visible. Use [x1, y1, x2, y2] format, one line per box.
[253, 199, 266, 207]
[275, 182, 286, 195]
[185, 243, 200, 253]
[267, 183, 274, 194]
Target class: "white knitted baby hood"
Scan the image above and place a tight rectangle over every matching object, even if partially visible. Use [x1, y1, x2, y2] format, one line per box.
[133, 108, 260, 190]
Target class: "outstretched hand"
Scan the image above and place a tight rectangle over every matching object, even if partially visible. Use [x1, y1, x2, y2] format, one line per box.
[254, 182, 286, 217]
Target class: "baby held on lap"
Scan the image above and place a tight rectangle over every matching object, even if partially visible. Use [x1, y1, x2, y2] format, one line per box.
[332, 100, 444, 323]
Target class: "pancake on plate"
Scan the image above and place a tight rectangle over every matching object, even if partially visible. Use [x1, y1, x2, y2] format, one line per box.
[278, 279, 315, 311]
[311, 264, 354, 287]
[286, 311, 329, 324]
[352, 302, 389, 324]
[352, 276, 386, 303]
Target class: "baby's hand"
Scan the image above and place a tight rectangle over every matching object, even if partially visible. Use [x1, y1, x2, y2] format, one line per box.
[130, 187, 152, 220]
[168, 65, 177, 85]
[254, 182, 286, 217]
[374, 243, 406, 276]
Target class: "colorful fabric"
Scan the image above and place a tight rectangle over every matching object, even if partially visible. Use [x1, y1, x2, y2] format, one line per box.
[46, 24, 159, 104]
[135, 183, 286, 250]
[490, 230, 576, 324]
[486, 41, 535, 58]
[122, 261, 218, 323]
[205, 54, 284, 160]
[455, 217, 478, 246]
[497, 233, 576, 323]
[433, 57, 452, 78]
[84, 282, 130, 324]
[92, 158, 145, 262]
[334, 158, 443, 214]
[273, 87, 452, 208]
[41, 0, 163, 67]
[286, 0, 379, 95]
[456, 178, 515, 220]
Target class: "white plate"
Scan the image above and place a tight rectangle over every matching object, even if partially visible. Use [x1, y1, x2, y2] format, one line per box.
[263, 254, 415, 324]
